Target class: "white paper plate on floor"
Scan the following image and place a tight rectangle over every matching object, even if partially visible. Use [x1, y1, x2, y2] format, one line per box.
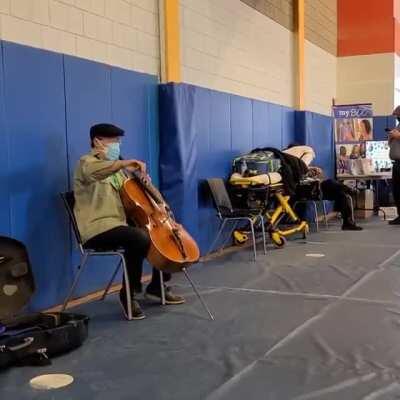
[305, 253, 325, 258]
[30, 374, 74, 390]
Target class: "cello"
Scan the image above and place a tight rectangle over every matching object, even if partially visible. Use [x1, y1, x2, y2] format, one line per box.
[120, 168, 200, 274]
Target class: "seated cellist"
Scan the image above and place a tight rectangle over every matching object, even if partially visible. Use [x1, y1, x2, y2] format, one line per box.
[73, 123, 184, 320]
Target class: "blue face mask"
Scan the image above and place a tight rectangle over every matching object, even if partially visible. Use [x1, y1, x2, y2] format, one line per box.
[106, 142, 120, 161]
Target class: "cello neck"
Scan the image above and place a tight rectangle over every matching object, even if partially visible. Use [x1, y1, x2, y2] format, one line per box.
[129, 169, 164, 205]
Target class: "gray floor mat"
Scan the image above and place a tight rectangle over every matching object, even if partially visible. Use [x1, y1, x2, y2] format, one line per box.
[1, 218, 400, 400]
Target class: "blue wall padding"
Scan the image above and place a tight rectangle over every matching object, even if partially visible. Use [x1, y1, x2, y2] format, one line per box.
[110, 67, 159, 277]
[373, 116, 388, 140]
[159, 83, 301, 254]
[373, 115, 397, 141]
[281, 106, 296, 148]
[295, 111, 334, 178]
[64, 58, 159, 297]
[231, 95, 253, 154]
[64, 57, 115, 296]
[159, 84, 199, 241]
[0, 43, 10, 236]
[111, 67, 158, 173]
[295, 111, 334, 216]
[1, 41, 158, 310]
[1, 42, 71, 310]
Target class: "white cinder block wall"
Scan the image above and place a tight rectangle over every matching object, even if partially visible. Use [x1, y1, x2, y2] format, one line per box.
[337, 53, 395, 116]
[305, 40, 337, 116]
[180, 0, 295, 108]
[0, 0, 160, 75]
[0, 0, 338, 115]
[180, 0, 337, 115]
[394, 54, 400, 110]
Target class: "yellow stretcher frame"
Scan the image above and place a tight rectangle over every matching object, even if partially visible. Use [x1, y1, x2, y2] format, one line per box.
[230, 182, 309, 248]
[266, 189, 309, 247]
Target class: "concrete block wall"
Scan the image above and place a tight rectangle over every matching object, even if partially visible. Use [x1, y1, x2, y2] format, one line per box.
[181, 0, 295, 108]
[181, 0, 336, 115]
[0, 0, 159, 75]
[305, 0, 337, 56]
[0, 1, 339, 116]
[305, 40, 337, 115]
[240, 0, 294, 31]
[337, 53, 395, 116]
[395, 54, 400, 108]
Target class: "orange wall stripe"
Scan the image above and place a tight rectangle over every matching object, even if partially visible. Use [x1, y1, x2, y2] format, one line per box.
[338, 0, 395, 57]
[295, 0, 305, 110]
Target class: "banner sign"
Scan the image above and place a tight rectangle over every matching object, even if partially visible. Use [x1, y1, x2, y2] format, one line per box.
[333, 103, 374, 175]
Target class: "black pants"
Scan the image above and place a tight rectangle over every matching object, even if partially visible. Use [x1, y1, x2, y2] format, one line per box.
[85, 226, 170, 294]
[392, 161, 400, 216]
[320, 179, 354, 224]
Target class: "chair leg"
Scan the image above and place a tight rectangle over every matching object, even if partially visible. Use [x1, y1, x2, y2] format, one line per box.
[121, 257, 133, 320]
[101, 258, 123, 301]
[182, 267, 214, 321]
[207, 219, 227, 255]
[249, 218, 257, 261]
[62, 253, 89, 311]
[260, 215, 267, 255]
[312, 201, 319, 232]
[159, 270, 166, 305]
[220, 220, 238, 249]
[322, 200, 328, 228]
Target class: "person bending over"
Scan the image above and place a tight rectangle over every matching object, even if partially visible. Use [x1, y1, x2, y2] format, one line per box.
[73, 123, 184, 320]
[283, 145, 363, 231]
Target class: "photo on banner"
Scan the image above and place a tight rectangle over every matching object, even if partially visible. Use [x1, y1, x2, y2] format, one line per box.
[333, 104, 374, 176]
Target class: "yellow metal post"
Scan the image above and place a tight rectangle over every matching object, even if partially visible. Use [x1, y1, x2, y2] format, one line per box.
[295, 0, 305, 110]
[161, 0, 181, 82]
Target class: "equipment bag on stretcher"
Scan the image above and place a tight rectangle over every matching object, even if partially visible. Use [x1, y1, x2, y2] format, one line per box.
[232, 150, 281, 177]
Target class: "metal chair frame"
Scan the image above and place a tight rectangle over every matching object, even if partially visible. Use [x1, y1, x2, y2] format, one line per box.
[207, 179, 267, 261]
[293, 199, 328, 232]
[60, 191, 148, 320]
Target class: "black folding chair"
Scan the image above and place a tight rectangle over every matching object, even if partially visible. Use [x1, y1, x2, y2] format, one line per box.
[293, 180, 328, 231]
[207, 178, 266, 260]
[60, 191, 144, 320]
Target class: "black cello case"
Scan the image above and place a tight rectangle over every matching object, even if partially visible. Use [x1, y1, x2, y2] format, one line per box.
[0, 236, 89, 368]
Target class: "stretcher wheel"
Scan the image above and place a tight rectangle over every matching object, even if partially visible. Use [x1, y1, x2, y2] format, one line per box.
[270, 232, 286, 248]
[233, 230, 248, 245]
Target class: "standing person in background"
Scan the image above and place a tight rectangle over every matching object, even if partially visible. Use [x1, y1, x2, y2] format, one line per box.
[388, 106, 400, 225]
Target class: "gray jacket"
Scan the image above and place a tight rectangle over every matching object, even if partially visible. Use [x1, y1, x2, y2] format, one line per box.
[390, 130, 400, 160]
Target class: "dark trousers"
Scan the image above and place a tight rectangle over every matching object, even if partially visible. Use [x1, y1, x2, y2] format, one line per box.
[85, 225, 170, 294]
[320, 179, 354, 224]
[392, 161, 400, 216]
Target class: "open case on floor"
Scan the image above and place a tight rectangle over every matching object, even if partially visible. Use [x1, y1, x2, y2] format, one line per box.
[0, 236, 89, 369]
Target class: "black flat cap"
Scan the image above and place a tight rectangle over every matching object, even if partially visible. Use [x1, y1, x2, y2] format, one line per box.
[90, 123, 125, 140]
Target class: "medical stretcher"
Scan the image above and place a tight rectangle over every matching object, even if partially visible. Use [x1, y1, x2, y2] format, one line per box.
[229, 173, 309, 247]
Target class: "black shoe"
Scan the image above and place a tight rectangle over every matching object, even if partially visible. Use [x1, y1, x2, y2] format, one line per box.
[145, 286, 185, 305]
[119, 290, 146, 320]
[342, 223, 363, 231]
[389, 217, 400, 225]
